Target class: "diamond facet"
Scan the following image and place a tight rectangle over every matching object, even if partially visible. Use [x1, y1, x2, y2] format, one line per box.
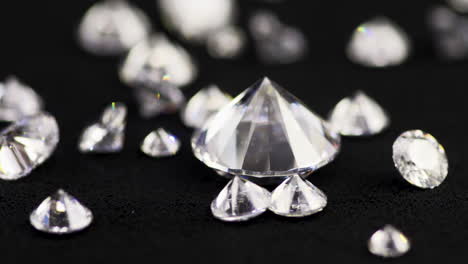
[347, 17, 411, 67]
[328, 91, 390, 136]
[211, 176, 271, 222]
[192, 77, 341, 180]
[0, 76, 43, 121]
[368, 225, 411, 258]
[392, 130, 448, 189]
[77, 0, 151, 56]
[269, 174, 327, 217]
[30, 189, 93, 234]
[119, 35, 197, 87]
[141, 128, 181, 157]
[0, 113, 59, 180]
[79, 102, 126, 153]
[181, 85, 232, 129]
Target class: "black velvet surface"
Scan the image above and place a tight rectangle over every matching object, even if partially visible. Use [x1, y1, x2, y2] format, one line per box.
[0, 0, 465, 262]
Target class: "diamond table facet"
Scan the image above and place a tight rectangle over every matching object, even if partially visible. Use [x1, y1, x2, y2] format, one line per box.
[192, 77, 340, 180]
[368, 225, 411, 258]
[141, 128, 181, 157]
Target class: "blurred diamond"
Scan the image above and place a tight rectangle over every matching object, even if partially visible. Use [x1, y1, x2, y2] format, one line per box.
[206, 26, 246, 59]
[30, 189, 93, 234]
[0, 113, 59, 180]
[393, 130, 448, 189]
[211, 176, 271, 222]
[0, 76, 43, 121]
[448, 0, 468, 12]
[119, 35, 197, 87]
[78, 0, 151, 56]
[347, 17, 411, 67]
[79, 102, 126, 153]
[328, 91, 389, 136]
[158, 0, 236, 43]
[368, 225, 410, 258]
[141, 128, 180, 157]
[181, 84, 231, 129]
[192, 77, 341, 181]
[269, 175, 327, 217]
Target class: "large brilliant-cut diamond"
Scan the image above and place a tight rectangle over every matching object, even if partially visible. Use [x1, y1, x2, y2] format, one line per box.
[192, 77, 341, 179]
[0, 76, 43, 121]
[0, 113, 59, 180]
[392, 130, 448, 189]
[368, 225, 411, 258]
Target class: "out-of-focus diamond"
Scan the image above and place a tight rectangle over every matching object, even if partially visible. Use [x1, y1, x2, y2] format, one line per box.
[347, 17, 411, 67]
[269, 175, 327, 217]
[206, 26, 246, 59]
[119, 35, 197, 87]
[77, 0, 151, 56]
[368, 225, 410, 258]
[158, 0, 236, 43]
[30, 189, 93, 234]
[0, 113, 59, 180]
[211, 176, 271, 222]
[141, 128, 180, 157]
[0, 76, 43, 122]
[393, 130, 448, 189]
[448, 0, 468, 12]
[181, 85, 231, 129]
[192, 77, 341, 181]
[79, 102, 126, 153]
[328, 91, 390, 136]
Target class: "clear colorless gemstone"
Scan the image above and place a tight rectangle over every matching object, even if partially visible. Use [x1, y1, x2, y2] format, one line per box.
[30, 189, 93, 234]
[77, 0, 151, 56]
[347, 17, 411, 67]
[181, 85, 232, 129]
[368, 225, 411, 258]
[0, 76, 43, 121]
[211, 176, 271, 222]
[192, 77, 341, 181]
[269, 175, 327, 217]
[158, 0, 236, 43]
[119, 35, 197, 87]
[249, 11, 307, 64]
[328, 91, 390, 136]
[0, 113, 59, 180]
[79, 102, 126, 153]
[141, 128, 181, 157]
[206, 26, 246, 59]
[392, 130, 448, 189]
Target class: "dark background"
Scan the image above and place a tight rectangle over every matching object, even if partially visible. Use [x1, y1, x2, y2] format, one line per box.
[0, 0, 466, 262]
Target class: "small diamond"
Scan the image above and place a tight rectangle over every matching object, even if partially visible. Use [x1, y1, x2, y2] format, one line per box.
[211, 176, 271, 222]
[0, 76, 43, 121]
[141, 128, 181, 157]
[192, 77, 340, 181]
[77, 0, 151, 55]
[249, 11, 308, 64]
[79, 102, 126, 153]
[181, 85, 232, 129]
[347, 17, 411, 67]
[30, 189, 93, 234]
[119, 35, 197, 87]
[158, 0, 236, 43]
[0, 113, 59, 180]
[206, 26, 246, 59]
[393, 130, 448, 189]
[368, 225, 410, 258]
[269, 175, 327, 217]
[328, 91, 390, 136]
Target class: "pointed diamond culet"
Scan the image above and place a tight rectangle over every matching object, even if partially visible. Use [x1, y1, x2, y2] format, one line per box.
[269, 175, 327, 217]
[181, 85, 232, 129]
[393, 130, 448, 189]
[192, 77, 341, 180]
[329, 91, 389, 136]
[211, 176, 271, 222]
[30, 189, 93, 234]
[0, 76, 43, 121]
[368, 225, 410, 258]
[141, 128, 181, 157]
[347, 17, 411, 67]
[79, 102, 126, 153]
[0, 113, 59, 180]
